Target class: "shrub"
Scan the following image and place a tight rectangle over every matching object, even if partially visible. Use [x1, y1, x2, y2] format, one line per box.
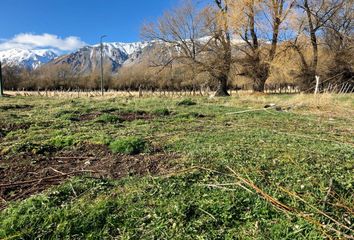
[95, 114, 121, 124]
[109, 137, 147, 155]
[177, 99, 197, 106]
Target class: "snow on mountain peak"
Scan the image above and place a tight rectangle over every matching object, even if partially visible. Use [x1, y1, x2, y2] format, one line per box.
[0, 41, 151, 72]
[93, 41, 150, 56]
[0, 48, 58, 70]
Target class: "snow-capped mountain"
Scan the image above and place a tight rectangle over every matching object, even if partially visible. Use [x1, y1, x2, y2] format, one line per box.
[51, 41, 152, 74]
[0, 41, 157, 74]
[0, 49, 58, 70]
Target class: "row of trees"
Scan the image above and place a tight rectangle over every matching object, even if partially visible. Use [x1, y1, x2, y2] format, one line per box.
[1, 0, 353, 94]
[142, 0, 353, 95]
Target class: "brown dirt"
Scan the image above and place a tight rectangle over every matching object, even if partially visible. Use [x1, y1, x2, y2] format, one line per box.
[118, 112, 154, 122]
[78, 111, 154, 122]
[78, 112, 102, 121]
[0, 144, 180, 207]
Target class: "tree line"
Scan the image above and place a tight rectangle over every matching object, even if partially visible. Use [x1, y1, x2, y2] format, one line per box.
[2, 0, 353, 94]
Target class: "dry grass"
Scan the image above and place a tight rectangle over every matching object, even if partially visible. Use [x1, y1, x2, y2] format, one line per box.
[4, 90, 354, 118]
[226, 92, 354, 119]
[283, 93, 354, 119]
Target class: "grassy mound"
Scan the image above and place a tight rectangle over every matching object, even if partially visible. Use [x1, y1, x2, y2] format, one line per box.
[109, 136, 147, 155]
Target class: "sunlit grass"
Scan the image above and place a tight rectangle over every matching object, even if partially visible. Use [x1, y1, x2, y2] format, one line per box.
[0, 93, 353, 239]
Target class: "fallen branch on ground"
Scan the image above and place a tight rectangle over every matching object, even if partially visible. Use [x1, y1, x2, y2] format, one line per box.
[225, 166, 354, 239]
[0, 170, 99, 189]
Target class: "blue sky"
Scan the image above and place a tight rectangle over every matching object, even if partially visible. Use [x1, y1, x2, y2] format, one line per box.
[0, 0, 182, 52]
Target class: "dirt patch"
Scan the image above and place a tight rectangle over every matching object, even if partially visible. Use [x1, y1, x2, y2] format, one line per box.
[78, 112, 102, 121]
[78, 111, 154, 122]
[118, 112, 154, 122]
[0, 122, 31, 138]
[0, 144, 180, 207]
[0, 104, 33, 111]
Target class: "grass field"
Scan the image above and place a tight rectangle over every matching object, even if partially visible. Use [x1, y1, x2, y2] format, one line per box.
[0, 93, 353, 239]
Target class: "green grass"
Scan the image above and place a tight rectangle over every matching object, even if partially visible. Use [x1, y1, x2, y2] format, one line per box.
[95, 113, 121, 124]
[109, 136, 147, 155]
[0, 94, 353, 239]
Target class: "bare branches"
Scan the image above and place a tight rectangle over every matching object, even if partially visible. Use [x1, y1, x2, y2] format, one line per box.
[141, 0, 233, 96]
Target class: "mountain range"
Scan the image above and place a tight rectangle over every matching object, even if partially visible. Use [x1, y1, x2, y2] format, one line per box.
[0, 48, 58, 70]
[0, 41, 155, 74]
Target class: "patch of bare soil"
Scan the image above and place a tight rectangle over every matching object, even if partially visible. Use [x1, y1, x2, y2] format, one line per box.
[78, 112, 102, 121]
[118, 112, 154, 122]
[0, 144, 180, 208]
[78, 111, 154, 122]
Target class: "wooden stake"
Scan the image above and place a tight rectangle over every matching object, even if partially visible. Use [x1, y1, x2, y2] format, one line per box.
[314, 75, 320, 94]
[0, 61, 4, 97]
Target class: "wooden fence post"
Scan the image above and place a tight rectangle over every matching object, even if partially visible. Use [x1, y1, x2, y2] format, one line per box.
[314, 75, 320, 94]
[0, 61, 4, 97]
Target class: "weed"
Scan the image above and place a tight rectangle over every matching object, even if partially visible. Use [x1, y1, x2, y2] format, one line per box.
[50, 135, 75, 149]
[109, 136, 147, 155]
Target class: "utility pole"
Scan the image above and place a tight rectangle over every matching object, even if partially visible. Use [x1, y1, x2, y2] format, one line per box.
[100, 35, 107, 96]
[0, 61, 4, 97]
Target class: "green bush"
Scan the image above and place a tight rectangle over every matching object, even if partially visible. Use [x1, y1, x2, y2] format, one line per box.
[109, 137, 147, 155]
[95, 114, 121, 124]
[177, 98, 197, 106]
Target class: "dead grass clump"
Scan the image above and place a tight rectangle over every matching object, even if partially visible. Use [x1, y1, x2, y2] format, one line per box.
[283, 93, 354, 118]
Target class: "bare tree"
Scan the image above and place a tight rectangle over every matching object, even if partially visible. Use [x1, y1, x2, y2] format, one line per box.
[291, 0, 345, 91]
[213, 0, 232, 96]
[228, 0, 296, 92]
[323, 0, 353, 86]
[142, 0, 233, 96]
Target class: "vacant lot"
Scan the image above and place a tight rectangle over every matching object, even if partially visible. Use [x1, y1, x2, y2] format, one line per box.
[0, 93, 353, 239]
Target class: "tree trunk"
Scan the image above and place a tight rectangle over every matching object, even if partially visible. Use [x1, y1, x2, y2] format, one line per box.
[304, 0, 318, 80]
[298, 68, 316, 92]
[253, 78, 266, 92]
[214, 74, 230, 96]
[214, 0, 231, 97]
[251, 60, 269, 92]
